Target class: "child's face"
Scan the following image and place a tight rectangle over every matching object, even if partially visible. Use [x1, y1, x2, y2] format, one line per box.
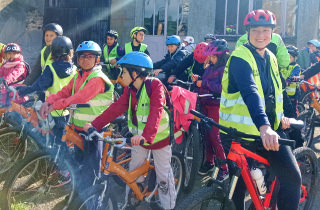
[289, 55, 296, 63]
[308, 44, 317, 53]
[134, 31, 145, 43]
[77, 52, 98, 70]
[121, 67, 133, 86]
[44, 31, 57, 46]
[5, 52, 19, 61]
[209, 55, 218, 64]
[106, 36, 116, 46]
[167, 45, 178, 54]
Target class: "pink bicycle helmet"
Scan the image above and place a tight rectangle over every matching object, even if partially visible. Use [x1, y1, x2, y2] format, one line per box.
[194, 42, 208, 63]
[203, 39, 229, 56]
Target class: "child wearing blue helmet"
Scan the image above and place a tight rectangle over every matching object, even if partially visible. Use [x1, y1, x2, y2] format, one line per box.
[154, 35, 188, 85]
[84, 52, 176, 210]
[40, 40, 114, 190]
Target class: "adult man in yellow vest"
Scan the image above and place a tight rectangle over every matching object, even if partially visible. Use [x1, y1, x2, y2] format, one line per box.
[124, 26, 150, 56]
[40, 40, 114, 190]
[84, 52, 176, 210]
[219, 10, 301, 210]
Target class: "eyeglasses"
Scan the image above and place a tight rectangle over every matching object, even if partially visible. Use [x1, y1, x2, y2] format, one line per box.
[78, 54, 96, 60]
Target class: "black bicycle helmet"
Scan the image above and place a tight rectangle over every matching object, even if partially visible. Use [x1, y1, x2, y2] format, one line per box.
[286, 45, 299, 57]
[51, 36, 73, 57]
[43, 23, 63, 36]
[204, 34, 216, 41]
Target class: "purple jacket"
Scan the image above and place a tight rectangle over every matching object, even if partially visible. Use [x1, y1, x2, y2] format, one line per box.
[199, 64, 225, 106]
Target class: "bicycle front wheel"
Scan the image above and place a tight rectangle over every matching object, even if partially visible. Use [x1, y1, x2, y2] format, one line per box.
[2, 151, 76, 210]
[171, 151, 185, 196]
[183, 122, 202, 192]
[294, 147, 318, 210]
[176, 185, 233, 210]
[67, 183, 119, 210]
[0, 128, 40, 175]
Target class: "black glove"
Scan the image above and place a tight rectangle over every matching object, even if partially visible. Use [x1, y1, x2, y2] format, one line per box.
[87, 127, 98, 141]
[16, 86, 28, 97]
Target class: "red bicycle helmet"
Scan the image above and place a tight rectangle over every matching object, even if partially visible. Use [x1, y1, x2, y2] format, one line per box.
[194, 42, 208, 63]
[5, 43, 21, 53]
[244, 10, 276, 29]
[203, 39, 229, 56]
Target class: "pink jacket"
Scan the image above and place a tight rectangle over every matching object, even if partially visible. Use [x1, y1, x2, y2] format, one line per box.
[171, 86, 197, 143]
[0, 55, 27, 85]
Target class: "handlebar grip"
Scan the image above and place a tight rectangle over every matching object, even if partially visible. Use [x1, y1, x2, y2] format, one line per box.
[76, 103, 90, 108]
[289, 118, 304, 130]
[126, 138, 145, 145]
[278, 138, 296, 148]
[190, 109, 206, 119]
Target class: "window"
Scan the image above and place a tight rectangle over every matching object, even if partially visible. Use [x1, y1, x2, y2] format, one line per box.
[144, 0, 189, 36]
[214, 0, 297, 37]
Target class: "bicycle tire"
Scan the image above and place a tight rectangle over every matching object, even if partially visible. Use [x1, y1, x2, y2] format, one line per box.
[1, 151, 76, 210]
[0, 127, 40, 175]
[182, 122, 202, 192]
[171, 151, 185, 196]
[297, 111, 315, 147]
[294, 147, 319, 210]
[67, 183, 119, 210]
[176, 185, 233, 210]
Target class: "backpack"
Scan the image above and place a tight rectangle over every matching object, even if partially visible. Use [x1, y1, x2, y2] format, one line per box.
[145, 78, 175, 144]
[10, 61, 31, 85]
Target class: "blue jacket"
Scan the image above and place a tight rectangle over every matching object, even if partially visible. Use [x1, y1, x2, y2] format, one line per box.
[18, 60, 74, 96]
[153, 47, 188, 76]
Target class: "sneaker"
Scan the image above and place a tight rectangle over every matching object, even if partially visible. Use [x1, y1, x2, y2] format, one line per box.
[198, 162, 214, 175]
[217, 169, 229, 181]
[49, 170, 71, 187]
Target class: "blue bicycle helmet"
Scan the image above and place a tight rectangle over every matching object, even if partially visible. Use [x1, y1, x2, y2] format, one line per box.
[76, 41, 102, 56]
[117, 52, 153, 72]
[307, 40, 320, 48]
[166, 35, 181, 46]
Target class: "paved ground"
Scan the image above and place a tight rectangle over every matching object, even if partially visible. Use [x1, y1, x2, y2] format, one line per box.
[1, 129, 320, 209]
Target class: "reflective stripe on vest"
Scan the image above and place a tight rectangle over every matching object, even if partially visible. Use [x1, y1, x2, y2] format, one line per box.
[71, 70, 114, 127]
[41, 46, 53, 71]
[280, 64, 300, 96]
[219, 45, 283, 137]
[103, 43, 119, 70]
[125, 42, 148, 54]
[45, 64, 77, 116]
[127, 79, 170, 145]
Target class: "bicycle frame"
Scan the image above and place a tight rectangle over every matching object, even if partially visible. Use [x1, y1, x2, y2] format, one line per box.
[101, 142, 154, 201]
[227, 141, 308, 210]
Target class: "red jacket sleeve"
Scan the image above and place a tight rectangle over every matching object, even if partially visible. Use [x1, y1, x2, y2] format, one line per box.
[4, 62, 26, 84]
[50, 77, 105, 110]
[91, 86, 130, 131]
[142, 79, 166, 144]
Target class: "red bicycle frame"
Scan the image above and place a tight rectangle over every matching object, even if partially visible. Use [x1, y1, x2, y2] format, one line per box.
[227, 141, 307, 210]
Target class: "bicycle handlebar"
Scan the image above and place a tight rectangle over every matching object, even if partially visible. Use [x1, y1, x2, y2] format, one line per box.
[171, 79, 194, 86]
[190, 109, 296, 148]
[89, 130, 144, 148]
